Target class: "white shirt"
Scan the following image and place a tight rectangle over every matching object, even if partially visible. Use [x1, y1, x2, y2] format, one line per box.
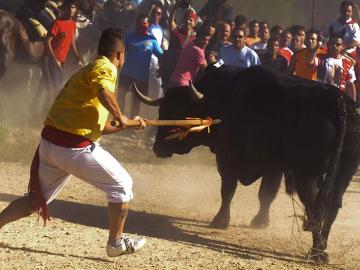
[219, 45, 261, 68]
[325, 18, 360, 52]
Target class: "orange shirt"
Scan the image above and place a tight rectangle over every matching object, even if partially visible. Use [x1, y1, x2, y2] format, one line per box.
[245, 36, 261, 47]
[293, 49, 319, 80]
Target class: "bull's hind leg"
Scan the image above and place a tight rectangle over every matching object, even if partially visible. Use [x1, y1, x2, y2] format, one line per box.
[210, 171, 237, 229]
[250, 171, 282, 228]
[321, 152, 360, 253]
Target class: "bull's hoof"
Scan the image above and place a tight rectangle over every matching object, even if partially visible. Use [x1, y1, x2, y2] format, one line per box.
[308, 248, 329, 264]
[302, 218, 312, 231]
[250, 214, 269, 229]
[209, 215, 230, 229]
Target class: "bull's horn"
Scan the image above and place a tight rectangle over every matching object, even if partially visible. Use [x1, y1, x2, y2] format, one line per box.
[132, 82, 163, 106]
[189, 81, 204, 102]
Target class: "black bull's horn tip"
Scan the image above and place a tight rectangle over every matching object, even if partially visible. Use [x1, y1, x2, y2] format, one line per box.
[132, 82, 164, 106]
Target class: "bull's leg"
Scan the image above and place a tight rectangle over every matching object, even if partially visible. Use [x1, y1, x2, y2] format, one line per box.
[321, 153, 359, 252]
[210, 172, 237, 229]
[294, 175, 327, 262]
[250, 171, 282, 228]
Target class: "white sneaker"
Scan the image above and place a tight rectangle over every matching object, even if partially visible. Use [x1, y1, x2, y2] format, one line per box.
[106, 236, 146, 257]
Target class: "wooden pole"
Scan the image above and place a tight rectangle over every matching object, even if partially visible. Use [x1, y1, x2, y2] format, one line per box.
[110, 119, 222, 127]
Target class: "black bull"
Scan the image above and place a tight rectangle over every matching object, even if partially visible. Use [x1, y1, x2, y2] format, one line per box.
[137, 65, 360, 262]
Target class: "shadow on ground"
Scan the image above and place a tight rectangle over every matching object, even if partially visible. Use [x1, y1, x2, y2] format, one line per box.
[0, 192, 324, 266]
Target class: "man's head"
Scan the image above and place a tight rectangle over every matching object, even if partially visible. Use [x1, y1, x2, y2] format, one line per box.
[184, 10, 197, 30]
[290, 25, 306, 45]
[259, 27, 270, 43]
[151, 5, 162, 24]
[328, 34, 344, 58]
[267, 37, 280, 56]
[249, 20, 259, 37]
[61, 0, 78, 18]
[202, 21, 216, 37]
[279, 30, 292, 47]
[340, 1, 354, 21]
[235, 15, 247, 29]
[195, 31, 212, 49]
[305, 29, 320, 50]
[232, 27, 246, 50]
[135, 14, 149, 36]
[217, 22, 231, 42]
[259, 21, 269, 32]
[98, 28, 125, 69]
[270, 25, 283, 39]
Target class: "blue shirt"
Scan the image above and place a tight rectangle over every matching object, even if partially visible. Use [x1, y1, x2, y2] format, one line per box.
[121, 32, 163, 82]
[219, 45, 261, 68]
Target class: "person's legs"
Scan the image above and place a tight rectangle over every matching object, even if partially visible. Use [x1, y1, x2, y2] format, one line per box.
[107, 202, 129, 242]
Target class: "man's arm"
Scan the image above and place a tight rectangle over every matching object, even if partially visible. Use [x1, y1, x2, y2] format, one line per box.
[169, 2, 179, 32]
[97, 88, 128, 127]
[46, 35, 62, 69]
[288, 53, 297, 75]
[71, 36, 82, 66]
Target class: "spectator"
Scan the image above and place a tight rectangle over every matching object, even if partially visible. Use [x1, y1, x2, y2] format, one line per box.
[148, 4, 165, 48]
[259, 20, 269, 32]
[43, 0, 82, 95]
[278, 30, 293, 64]
[260, 37, 288, 74]
[219, 27, 261, 68]
[245, 20, 260, 47]
[270, 25, 283, 39]
[207, 21, 232, 53]
[118, 14, 163, 117]
[324, 1, 360, 55]
[169, 31, 211, 88]
[235, 14, 248, 30]
[202, 20, 217, 37]
[289, 29, 321, 80]
[318, 34, 356, 101]
[289, 24, 306, 51]
[252, 27, 270, 52]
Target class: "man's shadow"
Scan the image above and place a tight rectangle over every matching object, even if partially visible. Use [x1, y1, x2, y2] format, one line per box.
[0, 193, 321, 266]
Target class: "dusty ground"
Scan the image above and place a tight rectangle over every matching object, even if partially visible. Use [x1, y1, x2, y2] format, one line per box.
[0, 128, 359, 270]
[0, 64, 360, 269]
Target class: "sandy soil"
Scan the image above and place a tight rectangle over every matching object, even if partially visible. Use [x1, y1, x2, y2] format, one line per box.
[0, 130, 360, 270]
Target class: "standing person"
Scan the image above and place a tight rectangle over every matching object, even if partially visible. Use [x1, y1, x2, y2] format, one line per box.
[245, 20, 260, 47]
[252, 27, 270, 52]
[325, 1, 360, 55]
[149, 4, 165, 48]
[169, 31, 211, 88]
[219, 27, 261, 68]
[0, 28, 147, 257]
[289, 25, 306, 51]
[206, 21, 232, 53]
[318, 34, 356, 101]
[44, 0, 82, 95]
[278, 29, 293, 64]
[118, 14, 163, 118]
[260, 37, 288, 74]
[289, 29, 321, 80]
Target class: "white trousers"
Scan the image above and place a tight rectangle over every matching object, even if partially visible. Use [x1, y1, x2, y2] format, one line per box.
[38, 138, 133, 204]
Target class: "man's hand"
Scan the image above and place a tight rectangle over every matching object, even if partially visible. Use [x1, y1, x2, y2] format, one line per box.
[133, 116, 146, 129]
[117, 114, 129, 128]
[55, 59, 63, 70]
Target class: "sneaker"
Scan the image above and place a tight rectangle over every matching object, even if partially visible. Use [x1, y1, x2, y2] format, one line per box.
[106, 236, 146, 257]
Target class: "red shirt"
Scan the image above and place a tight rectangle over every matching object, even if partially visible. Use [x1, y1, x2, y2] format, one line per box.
[50, 19, 76, 63]
[278, 47, 293, 63]
[170, 43, 207, 87]
[169, 27, 196, 52]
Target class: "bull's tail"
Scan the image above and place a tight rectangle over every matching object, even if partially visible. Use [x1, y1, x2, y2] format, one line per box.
[315, 96, 347, 228]
[0, 10, 17, 78]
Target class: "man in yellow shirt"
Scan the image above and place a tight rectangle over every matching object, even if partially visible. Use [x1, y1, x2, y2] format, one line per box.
[0, 28, 146, 257]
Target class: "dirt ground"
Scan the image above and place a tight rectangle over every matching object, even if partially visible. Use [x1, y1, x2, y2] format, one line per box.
[1, 64, 360, 269]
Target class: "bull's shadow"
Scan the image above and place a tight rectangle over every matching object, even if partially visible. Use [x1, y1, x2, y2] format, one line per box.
[0, 193, 321, 266]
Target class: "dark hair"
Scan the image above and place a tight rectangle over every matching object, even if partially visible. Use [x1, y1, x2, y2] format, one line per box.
[329, 32, 344, 41]
[267, 37, 280, 45]
[62, 0, 78, 8]
[259, 21, 269, 29]
[306, 28, 320, 40]
[136, 13, 148, 23]
[340, 1, 355, 10]
[249, 20, 259, 28]
[235, 15, 247, 26]
[98, 28, 123, 56]
[289, 24, 305, 36]
[270, 25, 282, 36]
[232, 27, 247, 37]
